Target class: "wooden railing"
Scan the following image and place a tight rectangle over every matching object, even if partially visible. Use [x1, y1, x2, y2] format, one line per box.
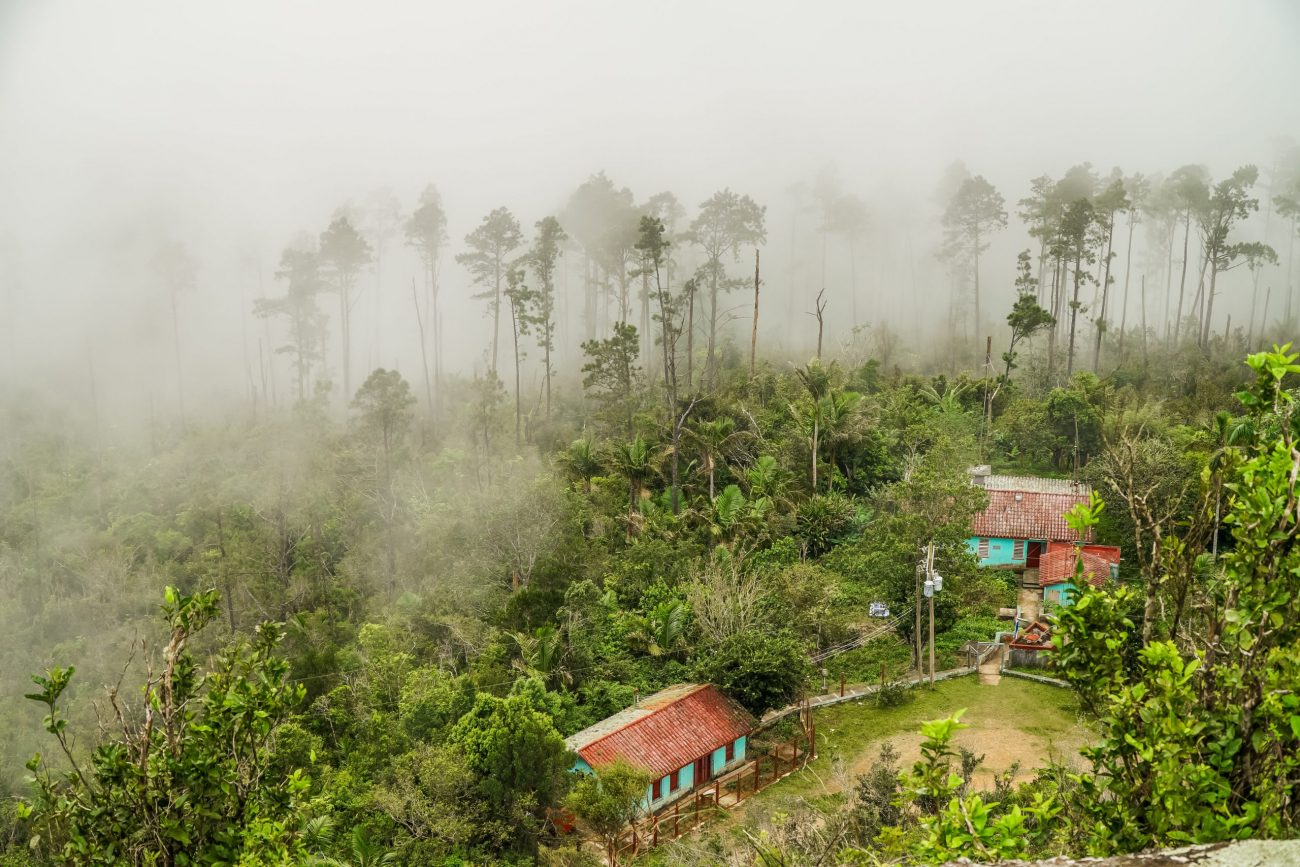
[607, 723, 816, 863]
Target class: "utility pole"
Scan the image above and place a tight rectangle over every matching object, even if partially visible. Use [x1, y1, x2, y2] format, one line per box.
[927, 542, 936, 687]
[914, 555, 924, 680]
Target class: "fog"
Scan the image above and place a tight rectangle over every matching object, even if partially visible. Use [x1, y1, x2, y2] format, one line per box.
[2, 0, 1298, 426]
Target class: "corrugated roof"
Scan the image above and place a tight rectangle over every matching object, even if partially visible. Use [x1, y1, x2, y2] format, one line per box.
[977, 474, 1091, 495]
[566, 684, 757, 778]
[972, 489, 1094, 543]
[1039, 546, 1118, 587]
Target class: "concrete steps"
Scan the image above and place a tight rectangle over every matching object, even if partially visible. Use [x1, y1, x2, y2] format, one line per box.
[978, 643, 1006, 686]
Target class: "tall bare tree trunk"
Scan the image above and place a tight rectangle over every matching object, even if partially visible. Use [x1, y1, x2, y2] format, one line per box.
[1140, 274, 1149, 365]
[1287, 216, 1297, 326]
[812, 289, 826, 360]
[1164, 222, 1175, 339]
[411, 278, 434, 413]
[1092, 216, 1117, 371]
[706, 271, 719, 390]
[972, 229, 981, 340]
[1201, 262, 1219, 348]
[491, 258, 501, 374]
[1174, 211, 1191, 342]
[1067, 244, 1083, 377]
[339, 286, 351, 400]
[750, 250, 760, 375]
[170, 287, 185, 424]
[511, 303, 522, 448]
[1119, 215, 1136, 358]
[686, 281, 695, 391]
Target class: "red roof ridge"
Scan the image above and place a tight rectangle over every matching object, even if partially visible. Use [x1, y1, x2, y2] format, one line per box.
[572, 683, 709, 753]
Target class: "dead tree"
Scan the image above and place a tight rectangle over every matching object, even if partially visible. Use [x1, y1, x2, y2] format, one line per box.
[809, 289, 828, 359]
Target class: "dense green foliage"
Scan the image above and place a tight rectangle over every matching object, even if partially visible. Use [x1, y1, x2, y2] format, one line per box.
[0, 290, 1291, 864]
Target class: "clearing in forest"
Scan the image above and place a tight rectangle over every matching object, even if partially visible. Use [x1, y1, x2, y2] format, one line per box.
[740, 675, 1090, 814]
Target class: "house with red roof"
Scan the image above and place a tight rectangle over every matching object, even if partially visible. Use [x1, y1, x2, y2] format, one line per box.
[965, 468, 1120, 611]
[565, 683, 756, 810]
[966, 468, 1093, 569]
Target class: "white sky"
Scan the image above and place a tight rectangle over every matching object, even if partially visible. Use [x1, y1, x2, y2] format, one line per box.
[1, 0, 1298, 415]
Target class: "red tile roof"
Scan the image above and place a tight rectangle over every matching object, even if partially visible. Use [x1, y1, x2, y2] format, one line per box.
[1038, 546, 1119, 587]
[971, 489, 1094, 543]
[566, 684, 757, 778]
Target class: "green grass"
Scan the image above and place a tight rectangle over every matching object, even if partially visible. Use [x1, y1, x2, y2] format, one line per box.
[750, 674, 1088, 805]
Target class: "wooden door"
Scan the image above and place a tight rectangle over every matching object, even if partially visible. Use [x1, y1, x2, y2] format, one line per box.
[694, 755, 712, 785]
[1026, 541, 1043, 568]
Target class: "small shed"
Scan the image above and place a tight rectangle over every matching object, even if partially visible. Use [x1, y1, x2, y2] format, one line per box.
[1039, 545, 1120, 606]
[565, 683, 757, 811]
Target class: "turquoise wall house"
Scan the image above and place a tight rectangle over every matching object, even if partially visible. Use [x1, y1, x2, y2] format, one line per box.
[643, 735, 747, 810]
[564, 684, 758, 814]
[967, 536, 1043, 567]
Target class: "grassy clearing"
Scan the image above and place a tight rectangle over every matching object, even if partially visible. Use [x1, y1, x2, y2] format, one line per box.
[745, 674, 1090, 809]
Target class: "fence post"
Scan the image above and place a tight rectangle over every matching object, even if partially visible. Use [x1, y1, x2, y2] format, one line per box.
[673, 801, 680, 838]
[839, 672, 845, 697]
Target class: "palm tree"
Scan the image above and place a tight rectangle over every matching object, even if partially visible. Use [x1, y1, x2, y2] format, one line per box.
[608, 436, 659, 538]
[707, 483, 772, 547]
[627, 600, 689, 657]
[559, 436, 602, 493]
[792, 361, 834, 490]
[745, 454, 791, 508]
[818, 389, 863, 487]
[709, 483, 748, 543]
[309, 827, 397, 867]
[511, 625, 570, 686]
[685, 417, 750, 500]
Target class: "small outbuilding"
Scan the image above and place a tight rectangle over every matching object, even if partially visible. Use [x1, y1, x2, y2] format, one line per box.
[565, 683, 757, 811]
[1038, 544, 1121, 606]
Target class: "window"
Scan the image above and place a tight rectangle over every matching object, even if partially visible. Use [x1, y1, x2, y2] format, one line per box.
[669, 770, 680, 793]
[1013, 540, 1025, 560]
[977, 538, 990, 558]
[725, 741, 735, 762]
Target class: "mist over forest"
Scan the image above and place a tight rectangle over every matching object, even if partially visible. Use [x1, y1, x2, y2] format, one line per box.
[2, 2, 1298, 427]
[2, 3, 1300, 866]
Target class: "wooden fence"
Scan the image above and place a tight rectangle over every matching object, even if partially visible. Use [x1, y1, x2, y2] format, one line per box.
[607, 722, 816, 863]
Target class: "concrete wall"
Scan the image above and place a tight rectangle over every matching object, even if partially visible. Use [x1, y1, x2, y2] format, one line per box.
[968, 535, 1026, 567]
[707, 736, 747, 775]
[641, 737, 746, 810]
